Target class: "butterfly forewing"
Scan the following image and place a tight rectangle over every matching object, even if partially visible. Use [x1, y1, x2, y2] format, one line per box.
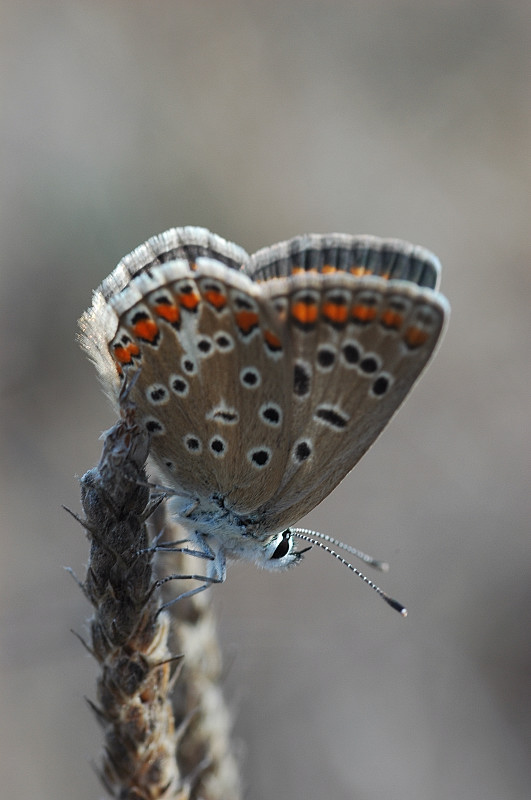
[253, 273, 447, 532]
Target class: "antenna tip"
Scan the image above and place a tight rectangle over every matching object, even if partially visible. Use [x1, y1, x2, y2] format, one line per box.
[384, 595, 408, 617]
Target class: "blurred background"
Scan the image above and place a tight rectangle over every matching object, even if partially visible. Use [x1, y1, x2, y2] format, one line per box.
[1, 2, 530, 798]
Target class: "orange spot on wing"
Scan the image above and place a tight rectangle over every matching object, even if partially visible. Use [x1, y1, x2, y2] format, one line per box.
[133, 319, 159, 342]
[155, 303, 180, 323]
[113, 346, 131, 364]
[352, 304, 378, 322]
[291, 301, 319, 325]
[322, 264, 337, 274]
[263, 329, 282, 351]
[404, 326, 429, 348]
[235, 310, 259, 333]
[381, 309, 404, 329]
[204, 289, 227, 310]
[292, 266, 318, 274]
[322, 301, 349, 324]
[178, 291, 200, 311]
[113, 342, 140, 364]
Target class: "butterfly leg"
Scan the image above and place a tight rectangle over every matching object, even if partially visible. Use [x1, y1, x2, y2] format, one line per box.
[151, 540, 215, 561]
[153, 532, 227, 616]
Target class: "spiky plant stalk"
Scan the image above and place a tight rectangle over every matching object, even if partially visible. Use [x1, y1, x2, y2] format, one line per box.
[72, 394, 242, 799]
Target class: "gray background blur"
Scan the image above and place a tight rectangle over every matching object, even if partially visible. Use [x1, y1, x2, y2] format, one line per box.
[1, 2, 530, 798]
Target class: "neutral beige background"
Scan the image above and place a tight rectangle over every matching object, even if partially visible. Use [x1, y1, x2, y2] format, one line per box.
[1, 2, 529, 798]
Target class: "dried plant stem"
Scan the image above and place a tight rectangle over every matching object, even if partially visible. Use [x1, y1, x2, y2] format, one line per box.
[155, 511, 243, 800]
[74, 397, 242, 799]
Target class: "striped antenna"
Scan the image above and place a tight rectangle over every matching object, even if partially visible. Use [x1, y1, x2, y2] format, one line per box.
[291, 528, 407, 617]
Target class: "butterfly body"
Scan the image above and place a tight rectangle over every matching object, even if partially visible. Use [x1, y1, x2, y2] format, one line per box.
[79, 227, 449, 586]
[169, 492, 299, 573]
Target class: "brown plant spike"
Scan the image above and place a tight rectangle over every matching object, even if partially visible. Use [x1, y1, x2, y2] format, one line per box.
[76, 393, 241, 799]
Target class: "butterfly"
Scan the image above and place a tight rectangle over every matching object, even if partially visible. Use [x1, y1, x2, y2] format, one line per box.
[79, 227, 449, 614]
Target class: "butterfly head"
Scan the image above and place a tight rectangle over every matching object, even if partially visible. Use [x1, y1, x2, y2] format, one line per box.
[258, 528, 312, 571]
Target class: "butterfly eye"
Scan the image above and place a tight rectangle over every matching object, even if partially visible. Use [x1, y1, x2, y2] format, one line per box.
[270, 530, 291, 560]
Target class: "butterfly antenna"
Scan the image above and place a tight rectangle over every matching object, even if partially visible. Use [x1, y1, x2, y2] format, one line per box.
[292, 527, 389, 571]
[291, 529, 407, 617]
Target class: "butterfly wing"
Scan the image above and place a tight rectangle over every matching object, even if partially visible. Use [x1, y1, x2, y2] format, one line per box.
[79, 229, 449, 538]
[79, 229, 298, 512]
[78, 226, 249, 401]
[243, 234, 449, 532]
[246, 233, 442, 289]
